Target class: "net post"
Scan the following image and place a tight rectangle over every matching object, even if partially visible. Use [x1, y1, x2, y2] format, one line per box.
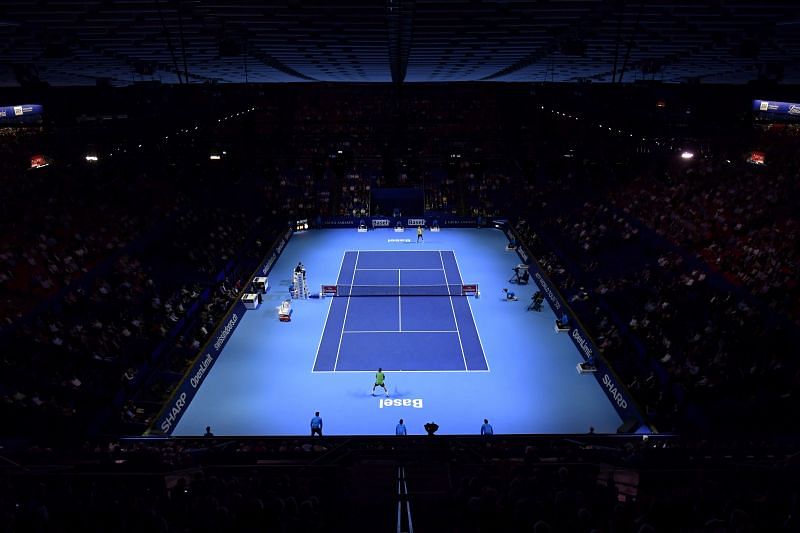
[321, 285, 338, 297]
[462, 283, 479, 298]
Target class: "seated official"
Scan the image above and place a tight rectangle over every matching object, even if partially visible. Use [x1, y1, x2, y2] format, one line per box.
[510, 265, 530, 284]
[578, 354, 597, 373]
[529, 291, 544, 311]
[556, 312, 570, 329]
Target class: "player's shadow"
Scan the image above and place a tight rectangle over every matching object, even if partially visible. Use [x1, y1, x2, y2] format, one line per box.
[348, 387, 408, 399]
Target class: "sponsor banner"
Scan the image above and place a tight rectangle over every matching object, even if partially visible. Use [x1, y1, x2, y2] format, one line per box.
[152, 229, 294, 435]
[153, 303, 245, 434]
[0, 104, 43, 122]
[753, 99, 800, 116]
[261, 253, 277, 276]
[259, 229, 292, 277]
[315, 215, 479, 228]
[596, 364, 631, 413]
[531, 269, 562, 314]
[504, 224, 645, 427]
[259, 230, 291, 277]
[318, 216, 356, 227]
[379, 398, 423, 409]
[441, 216, 479, 227]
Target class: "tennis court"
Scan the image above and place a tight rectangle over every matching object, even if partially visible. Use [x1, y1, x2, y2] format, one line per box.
[313, 250, 488, 372]
[172, 228, 624, 436]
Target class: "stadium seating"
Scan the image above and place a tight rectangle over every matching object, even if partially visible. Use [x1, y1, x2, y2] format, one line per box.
[1, 84, 799, 531]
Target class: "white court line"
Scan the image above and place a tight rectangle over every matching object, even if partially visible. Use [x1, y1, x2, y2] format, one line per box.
[333, 251, 359, 371]
[398, 269, 402, 332]
[440, 250, 468, 371]
[451, 251, 491, 372]
[310, 250, 347, 372]
[405, 478, 414, 533]
[356, 268, 442, 271]
[314, 369, 491, 374]
[339, 283, 450, 287]
[396, 502, 402, 533]
[342, 330, 459, 334]
[317, 249, 467, 374]
[350, 249, 450, 252]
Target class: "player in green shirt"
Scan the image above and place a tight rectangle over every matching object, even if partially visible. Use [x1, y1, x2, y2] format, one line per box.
[372, 368, 389, 397]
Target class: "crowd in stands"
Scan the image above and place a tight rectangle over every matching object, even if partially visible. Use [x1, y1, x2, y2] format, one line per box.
[611, 162, 800, 323]
[0, 197, 276, 440]
[0, 161, 180, 324]
[510, 127, 799, 432]
[2, 87, 799, 443]
[0, 454, 337, 532]
[1, 85, 800, 531]
[0, 131, 298, 441]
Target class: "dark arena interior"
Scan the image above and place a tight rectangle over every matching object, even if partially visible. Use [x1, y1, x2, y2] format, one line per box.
[2, 1, 800, 531]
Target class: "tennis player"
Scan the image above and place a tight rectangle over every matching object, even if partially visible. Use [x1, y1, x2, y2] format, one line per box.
[416, 225, 423, 243]
[372, 368, 389, 397]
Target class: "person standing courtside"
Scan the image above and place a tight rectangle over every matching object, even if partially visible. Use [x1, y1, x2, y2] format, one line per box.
[481, 419, 494, 437]
[417, 225, 423, 243]
[310, 411, 323, 437]
[372, 368, 389, 397]
[396, 419, 407, 436]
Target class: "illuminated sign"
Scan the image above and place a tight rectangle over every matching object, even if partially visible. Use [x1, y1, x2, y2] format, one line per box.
[753, 100, 800, 116]
[0, 104, 43, 122]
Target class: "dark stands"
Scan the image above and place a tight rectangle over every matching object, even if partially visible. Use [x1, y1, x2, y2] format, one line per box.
[0, 435, 798, 532]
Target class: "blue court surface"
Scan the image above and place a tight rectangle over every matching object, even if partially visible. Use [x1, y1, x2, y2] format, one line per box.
[313, 250, 487, 372]
[173, 228, 622, 436]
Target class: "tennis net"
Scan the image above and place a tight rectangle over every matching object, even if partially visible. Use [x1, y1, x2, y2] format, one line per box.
[322, 283, 479, 297]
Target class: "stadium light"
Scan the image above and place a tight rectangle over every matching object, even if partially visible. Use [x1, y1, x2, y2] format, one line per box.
[209, 154, 221, 160]
[680, 151, 694, 160]
[85, 154, 98, 162]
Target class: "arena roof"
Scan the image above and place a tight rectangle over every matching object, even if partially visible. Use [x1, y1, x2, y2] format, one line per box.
[0, 1, 798, 86]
